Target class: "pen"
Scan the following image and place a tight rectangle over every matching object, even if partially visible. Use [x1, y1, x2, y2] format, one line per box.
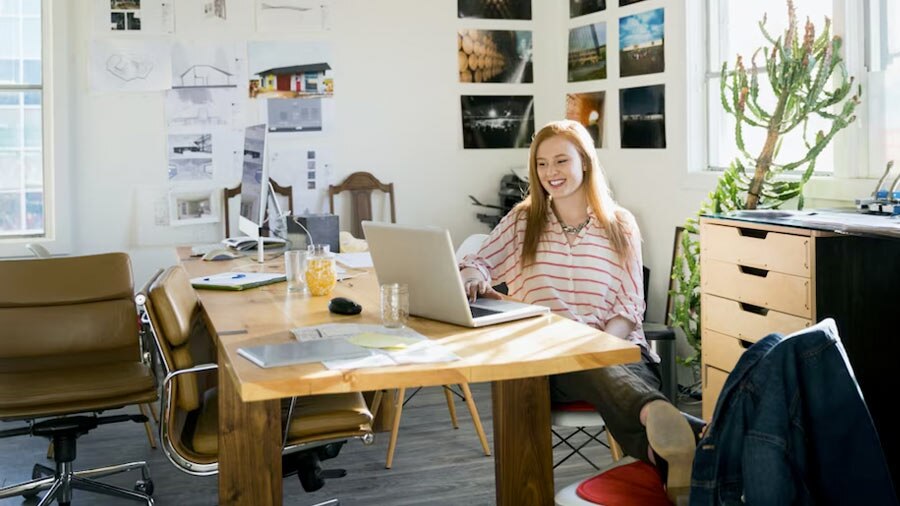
[202, 273, 247, 281]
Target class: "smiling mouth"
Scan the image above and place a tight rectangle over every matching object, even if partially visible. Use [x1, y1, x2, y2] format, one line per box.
[547, 179, 565, 188]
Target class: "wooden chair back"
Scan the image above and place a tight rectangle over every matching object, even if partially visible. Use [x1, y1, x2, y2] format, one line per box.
[328, 171, 396, 239]
[223, 179, 294, 238]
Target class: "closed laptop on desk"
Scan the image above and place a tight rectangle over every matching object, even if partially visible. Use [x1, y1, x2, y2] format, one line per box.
[362, 221, 549, 328]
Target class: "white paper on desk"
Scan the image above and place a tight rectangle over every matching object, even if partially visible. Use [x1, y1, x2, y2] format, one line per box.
[335, 252, 373, 269]
[387, 340, 461, 364]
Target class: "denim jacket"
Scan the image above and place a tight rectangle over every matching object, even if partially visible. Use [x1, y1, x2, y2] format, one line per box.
[690, 319, 897, 505]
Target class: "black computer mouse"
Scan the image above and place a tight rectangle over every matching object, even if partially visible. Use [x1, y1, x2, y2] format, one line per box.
[328, 297, 362, 315]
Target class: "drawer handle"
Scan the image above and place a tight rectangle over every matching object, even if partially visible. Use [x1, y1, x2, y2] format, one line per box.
[738, 265, 769, 278]
[737, 228, 769, 239]
[739, 302, 769, 316]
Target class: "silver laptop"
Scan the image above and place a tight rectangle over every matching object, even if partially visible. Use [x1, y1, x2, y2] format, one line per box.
[362, 221, 550, 328]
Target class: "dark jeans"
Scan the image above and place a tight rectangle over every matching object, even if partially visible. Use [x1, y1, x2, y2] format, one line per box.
[549, 347, 666, 463]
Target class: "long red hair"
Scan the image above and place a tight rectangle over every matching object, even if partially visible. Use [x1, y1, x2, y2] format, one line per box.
[514, 120, 639, 266]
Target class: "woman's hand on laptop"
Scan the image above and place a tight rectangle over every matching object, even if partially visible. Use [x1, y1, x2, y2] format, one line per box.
[464, 278, 503, 302]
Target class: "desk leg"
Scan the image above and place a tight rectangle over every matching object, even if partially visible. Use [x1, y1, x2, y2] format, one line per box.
[492, 376, 552, 506]
[218, 364, 282, 505]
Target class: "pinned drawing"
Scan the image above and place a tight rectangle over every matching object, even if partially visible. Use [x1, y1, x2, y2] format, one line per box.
[168, 133, 215, 181]
[172, 42, 243, 89]
[169, 159, 214, 181]
[97, 0, 174, 34]
[166, 88, 240, 127]
[267, 98, 323, 132]
[169, 189, 220, 226]
[248, 41, 333, 99]
[204, 0, 227, 19]
[256, 0, 329, 32]
[90, 39, 172, 92]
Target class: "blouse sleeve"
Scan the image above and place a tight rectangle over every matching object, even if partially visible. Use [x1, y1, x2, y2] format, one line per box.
[458, 210, 523, 285]
[607, 211, 646, 326]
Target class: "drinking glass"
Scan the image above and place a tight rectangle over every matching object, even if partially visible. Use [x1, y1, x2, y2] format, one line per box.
[305, 244, 336, 296]
[380, 283, 409, 328]
[284, 250, 307, 293]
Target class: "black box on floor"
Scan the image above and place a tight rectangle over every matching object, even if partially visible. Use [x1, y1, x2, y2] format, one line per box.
[288, 214, 340, 253]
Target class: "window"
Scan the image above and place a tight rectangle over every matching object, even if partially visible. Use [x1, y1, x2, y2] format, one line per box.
[705, 0, 838, 175]
[868, 0, 900, 180]
[0, 0, 43, 237]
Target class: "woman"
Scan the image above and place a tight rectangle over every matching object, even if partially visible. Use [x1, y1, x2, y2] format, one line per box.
[459, 120, 695, 497]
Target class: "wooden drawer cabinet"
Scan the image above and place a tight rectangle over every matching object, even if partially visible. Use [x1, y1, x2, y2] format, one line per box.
[700, 218, 815, 419]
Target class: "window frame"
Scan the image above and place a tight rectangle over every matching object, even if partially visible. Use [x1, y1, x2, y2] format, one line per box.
[0, 0, 70, 257]
[690, 0, 884, 200]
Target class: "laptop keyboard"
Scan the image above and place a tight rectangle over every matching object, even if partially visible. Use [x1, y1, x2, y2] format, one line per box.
[470, 305, 501, 318]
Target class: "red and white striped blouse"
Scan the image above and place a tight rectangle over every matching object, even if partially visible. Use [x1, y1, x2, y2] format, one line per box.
[460, 206, 656, 361]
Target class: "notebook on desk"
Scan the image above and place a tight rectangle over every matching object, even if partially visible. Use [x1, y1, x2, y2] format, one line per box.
[362, 221, 549, 328]
[190, 272, 286, 291]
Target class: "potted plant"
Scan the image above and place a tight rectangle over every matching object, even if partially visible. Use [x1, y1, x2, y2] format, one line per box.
[671, 0, 862, 368]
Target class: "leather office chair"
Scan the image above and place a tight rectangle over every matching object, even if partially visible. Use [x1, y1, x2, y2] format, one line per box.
[328, 171, 396, 239]
[551, 266, 676, 470]
[223, 178, 294, 238]
[0, 253, 158, 505]
[137, 265, 375, 492]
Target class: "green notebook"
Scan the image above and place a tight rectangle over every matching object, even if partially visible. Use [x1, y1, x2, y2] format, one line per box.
[190, 272, 286, 291]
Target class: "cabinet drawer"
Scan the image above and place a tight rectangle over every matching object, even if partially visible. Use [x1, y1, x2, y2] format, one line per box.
[701, 222, 811, 277]
[702, 328, 750, 372]
[702, 293, 813, 343]
[702, 258, 812, 318]
[703, 366, 729, 421]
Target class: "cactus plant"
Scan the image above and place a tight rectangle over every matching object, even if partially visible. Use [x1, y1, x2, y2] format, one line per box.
[671, 0, 861, 365]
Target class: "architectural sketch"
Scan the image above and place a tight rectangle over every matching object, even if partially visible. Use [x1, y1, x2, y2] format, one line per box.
[256, 0, 328, 32]
[99, 0, 173, 34]
[106, 54, 153, 82]
[175, 64, 234, 88]
[166, 88, 238, 127]
[90, 39, 172, 91]
[171, 42, 243, 90]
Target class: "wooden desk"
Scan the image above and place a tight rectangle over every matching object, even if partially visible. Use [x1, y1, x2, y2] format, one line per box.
[178, 250, 640, 505]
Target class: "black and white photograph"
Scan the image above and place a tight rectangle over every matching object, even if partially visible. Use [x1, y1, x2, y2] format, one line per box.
[458, 0, 531, 20]
[110, 12, 126, 30]
[111, 0, 140, 9]
[620, 84, 665, 149]
[568, 22, 607, 82]
[126, 11, 141, 30]
[168, 133, 212, 157]
[169, 189, 219, 226]
[619, 0, 647, 6]
[570, 0, 605, 18]
[566, 91, 606, 148]
[461, 95, 535, 149]
[168, 158, 214, 181]
[619, 8, 665, 77]
[458, 29, 533, 84]
[267, 97, 322, 132]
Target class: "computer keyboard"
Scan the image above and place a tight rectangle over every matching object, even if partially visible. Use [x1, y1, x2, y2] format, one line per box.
[470, 305, 501, 318]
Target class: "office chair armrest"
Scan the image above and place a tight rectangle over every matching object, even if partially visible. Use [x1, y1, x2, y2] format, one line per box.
[643, 322, 676, 341]
[162, 363, 219, 388]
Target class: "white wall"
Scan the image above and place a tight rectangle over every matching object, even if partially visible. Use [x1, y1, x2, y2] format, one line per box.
[59, 0, 716, 352]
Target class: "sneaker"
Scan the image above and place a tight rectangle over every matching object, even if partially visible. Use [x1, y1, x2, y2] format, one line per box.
[645, 400, 696, 503]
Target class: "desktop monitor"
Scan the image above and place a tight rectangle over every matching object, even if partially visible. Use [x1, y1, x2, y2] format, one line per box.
[238, 124, 269, 240]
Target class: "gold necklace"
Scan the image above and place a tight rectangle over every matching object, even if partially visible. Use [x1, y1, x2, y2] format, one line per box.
[560, 217, 590, 235]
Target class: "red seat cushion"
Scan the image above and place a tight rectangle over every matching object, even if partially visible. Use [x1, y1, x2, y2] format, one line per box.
[576, 461, 673, 506]
[552, 400, 596, 412]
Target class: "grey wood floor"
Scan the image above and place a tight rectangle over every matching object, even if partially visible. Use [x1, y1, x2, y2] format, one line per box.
[0, 383, 660, 505]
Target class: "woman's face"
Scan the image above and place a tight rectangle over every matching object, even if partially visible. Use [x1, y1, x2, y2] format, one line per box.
[535, 134, 585, 202]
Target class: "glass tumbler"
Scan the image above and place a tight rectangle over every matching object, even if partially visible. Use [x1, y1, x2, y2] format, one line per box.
[380, 283, 409, 328]
[305, 244, 336, 296]
[284, 250, 307, 293]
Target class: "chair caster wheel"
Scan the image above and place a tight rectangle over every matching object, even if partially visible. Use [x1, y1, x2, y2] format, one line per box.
[135, 479, 154, 496]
